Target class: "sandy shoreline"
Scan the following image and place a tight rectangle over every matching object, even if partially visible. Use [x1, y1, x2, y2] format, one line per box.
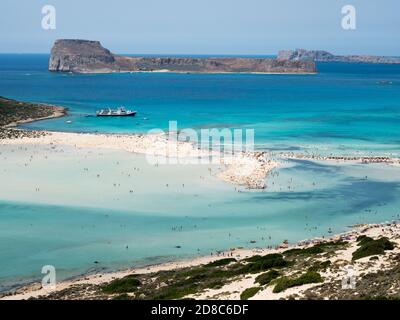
[2, 220, 399, 300]
[3, 130, 398, 190]
[70, 69, 318, 75]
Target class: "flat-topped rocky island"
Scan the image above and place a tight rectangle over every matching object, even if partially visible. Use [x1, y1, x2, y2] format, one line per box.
[49, 39, 317, 74]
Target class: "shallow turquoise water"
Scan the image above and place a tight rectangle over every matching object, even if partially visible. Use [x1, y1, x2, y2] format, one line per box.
[0, 145, 399, 291]
[0, 55, 400, 291]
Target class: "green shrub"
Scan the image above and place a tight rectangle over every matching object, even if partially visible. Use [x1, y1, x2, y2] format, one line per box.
[131, 253, 288, 299]
[245, 253, 282, 263]
[308, 260, 331, 272]
[243, 253, 289, 273]
[255, 270, 280, 285]
[273, 271, 323, 293]
[352, 237, 395, 260]
[204, 258, 236, 268]
[356, 235, 368, 241]
[102, 275, 142, 294]
[315, 240, 348, 249]
[240, 287, 261, 300]
[283, 241, 347, 257]
[151, 285, 199, 300]
[283, 246, 323, 256]
[273, 277, 291, 293]
[356, 235, 374, 246]
[146, 268, 228, 299]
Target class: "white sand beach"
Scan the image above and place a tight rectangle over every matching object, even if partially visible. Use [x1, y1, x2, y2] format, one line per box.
[0, 130, 279, 189]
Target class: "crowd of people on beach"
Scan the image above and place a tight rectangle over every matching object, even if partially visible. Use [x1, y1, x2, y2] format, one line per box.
[281, 152, 400, 165]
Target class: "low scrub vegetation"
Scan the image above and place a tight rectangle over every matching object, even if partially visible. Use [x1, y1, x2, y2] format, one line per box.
[273, 271, 323, 293]
[204, 258, 236, 268]
[240, 287, 261, 300]
[255, 270, 281, 285]
[283, 241, 347, 257]
[243, 253, 290, 272]
[102, 275, 142, 294]
[308, 260, 331, 272]
[352, 236, 394, 260]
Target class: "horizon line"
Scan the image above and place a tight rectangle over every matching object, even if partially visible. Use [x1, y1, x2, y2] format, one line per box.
[0, 49, 398, 58]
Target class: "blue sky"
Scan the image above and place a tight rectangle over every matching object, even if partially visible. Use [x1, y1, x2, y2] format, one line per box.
[0, 0, 399, 55]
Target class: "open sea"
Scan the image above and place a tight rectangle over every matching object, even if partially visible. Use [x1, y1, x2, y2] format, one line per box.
[0, 54, 400, 291]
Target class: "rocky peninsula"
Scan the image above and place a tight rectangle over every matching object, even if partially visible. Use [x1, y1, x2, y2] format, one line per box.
[49, 39, 317, 74]
[0, 96, 66, 139]
[278, 49, 400, 64]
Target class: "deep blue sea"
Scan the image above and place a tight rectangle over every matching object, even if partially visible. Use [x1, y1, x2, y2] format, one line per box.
[1, 54, 400, 155]
[0, 54, 400, 291]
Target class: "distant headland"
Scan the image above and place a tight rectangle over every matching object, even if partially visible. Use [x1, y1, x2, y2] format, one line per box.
[48, 39, 317, 74]
[278, 48, 400, 64]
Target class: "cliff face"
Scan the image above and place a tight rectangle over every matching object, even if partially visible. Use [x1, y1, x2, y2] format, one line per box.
[278, 49, 334, 62]
[49, 40, 116, 72]
[278, 49, 400, 64]
[49, 39, 316, 74]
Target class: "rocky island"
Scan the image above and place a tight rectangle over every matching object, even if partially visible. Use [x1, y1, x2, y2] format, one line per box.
[49, 39, 316, 74]
[278, 49, 400, 64]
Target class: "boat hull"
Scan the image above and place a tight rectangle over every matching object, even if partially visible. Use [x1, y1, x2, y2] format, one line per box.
[96, 112, 137, 117]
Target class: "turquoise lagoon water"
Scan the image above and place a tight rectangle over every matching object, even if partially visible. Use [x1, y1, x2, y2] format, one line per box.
[0, 54, 400, 291]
